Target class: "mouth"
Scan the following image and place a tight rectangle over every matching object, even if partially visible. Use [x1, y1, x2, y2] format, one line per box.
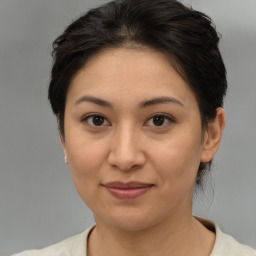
[102, 181, 154, 200]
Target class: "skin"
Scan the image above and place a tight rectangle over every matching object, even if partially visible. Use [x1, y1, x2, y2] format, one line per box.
[61, 47, 225, 256]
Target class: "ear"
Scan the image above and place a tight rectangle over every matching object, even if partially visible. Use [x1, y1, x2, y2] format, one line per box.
[60, 134, 68, 164]
[200, 107, 225, 163]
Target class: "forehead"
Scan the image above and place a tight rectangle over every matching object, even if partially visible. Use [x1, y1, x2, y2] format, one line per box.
[67, 47, 198, 109]
[72, 47, 181, 84]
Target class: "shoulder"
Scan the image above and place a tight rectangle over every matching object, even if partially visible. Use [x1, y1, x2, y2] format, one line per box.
[211, 224, 256, 256]
[12, 226, 95, 256]
[196, 217, 256, 256]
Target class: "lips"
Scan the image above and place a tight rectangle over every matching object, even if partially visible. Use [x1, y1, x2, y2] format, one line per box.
[103, 182, 153, 200]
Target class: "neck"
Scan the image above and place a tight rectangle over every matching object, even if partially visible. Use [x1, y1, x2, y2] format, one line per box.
[88, 213, 215, 256]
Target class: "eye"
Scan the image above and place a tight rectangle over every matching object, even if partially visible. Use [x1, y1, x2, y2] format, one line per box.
[82, 114, 110, 127]
[145, 114, 174, 127]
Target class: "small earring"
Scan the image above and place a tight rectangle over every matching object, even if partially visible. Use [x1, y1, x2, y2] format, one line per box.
[64, 155, 68, 164]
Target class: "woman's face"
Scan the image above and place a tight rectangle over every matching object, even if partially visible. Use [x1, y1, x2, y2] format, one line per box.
[62, 48, 217, 231]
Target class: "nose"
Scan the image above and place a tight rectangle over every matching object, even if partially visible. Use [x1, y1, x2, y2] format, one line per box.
[107, 125, 146, 171]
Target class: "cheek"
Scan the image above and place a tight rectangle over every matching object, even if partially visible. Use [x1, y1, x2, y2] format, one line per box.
[67, 136, 107, 171]
[150, 134, 202, 184]
[66, 139, 109, 209]
[65, 137, 108, 198]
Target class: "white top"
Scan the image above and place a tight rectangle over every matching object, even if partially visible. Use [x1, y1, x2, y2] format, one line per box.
[13, 218, 256, 256]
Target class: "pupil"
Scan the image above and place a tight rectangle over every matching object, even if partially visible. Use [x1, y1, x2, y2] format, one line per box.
[93, 116, 104, 126]
[153, 115, 164, 126]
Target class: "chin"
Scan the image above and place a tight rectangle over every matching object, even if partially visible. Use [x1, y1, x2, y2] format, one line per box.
[95, 208, 162, 232]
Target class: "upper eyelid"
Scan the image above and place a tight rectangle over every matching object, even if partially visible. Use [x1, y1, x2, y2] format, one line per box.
[146, 113, 175, 121]
[81, 113, 106, 120]
[143, 113, 175, 128]
[82, 113, 111, 126]
[80, 112, 175, 124]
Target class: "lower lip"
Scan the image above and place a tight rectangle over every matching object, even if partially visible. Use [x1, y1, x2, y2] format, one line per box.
[105, 186, 152, 200]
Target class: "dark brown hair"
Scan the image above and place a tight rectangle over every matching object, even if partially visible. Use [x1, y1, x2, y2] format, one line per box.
[48, 0, 227, 187]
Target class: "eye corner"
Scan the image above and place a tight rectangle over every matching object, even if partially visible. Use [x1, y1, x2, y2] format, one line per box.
[81, 113, 111, 128]
[144, 113, 175, 128]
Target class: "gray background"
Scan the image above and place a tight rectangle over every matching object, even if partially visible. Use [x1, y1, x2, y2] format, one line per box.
[0, 0, 255, 255]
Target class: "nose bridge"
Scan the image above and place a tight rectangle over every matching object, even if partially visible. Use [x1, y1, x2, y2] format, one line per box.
[108, 122, 145, 170]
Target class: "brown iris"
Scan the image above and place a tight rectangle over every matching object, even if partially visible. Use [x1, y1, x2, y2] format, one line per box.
[92, 115, 105, 126]
[152, 115, 165, 126]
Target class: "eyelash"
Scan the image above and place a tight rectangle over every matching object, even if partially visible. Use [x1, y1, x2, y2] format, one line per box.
[82, 114, 110, 128]
[145, 113, 174, 128]
[81, 113, 174, 128]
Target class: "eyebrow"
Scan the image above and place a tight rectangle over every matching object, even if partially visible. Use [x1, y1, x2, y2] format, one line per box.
[74, 95, 184, 108]
[75, 95, 113, 107]
[140, 97, 184, 108]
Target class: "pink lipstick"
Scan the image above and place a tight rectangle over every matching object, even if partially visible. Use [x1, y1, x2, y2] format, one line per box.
[103, 182, 153, 200]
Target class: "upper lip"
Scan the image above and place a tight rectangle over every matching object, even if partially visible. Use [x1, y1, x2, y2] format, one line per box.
[103, 181, 153, 189]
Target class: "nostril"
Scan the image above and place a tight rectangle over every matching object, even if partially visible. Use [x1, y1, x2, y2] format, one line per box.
[108, 151, 146, 171]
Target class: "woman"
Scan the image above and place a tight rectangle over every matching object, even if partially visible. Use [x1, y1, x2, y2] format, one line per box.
[14, 0, 256, 255]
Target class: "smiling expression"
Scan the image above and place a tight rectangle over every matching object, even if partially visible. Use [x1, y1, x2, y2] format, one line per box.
[61, 47, 216, 231]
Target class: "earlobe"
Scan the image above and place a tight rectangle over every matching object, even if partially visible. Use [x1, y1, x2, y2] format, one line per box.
[200, 108, 225, 163]
[60, 134, 68, 163]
